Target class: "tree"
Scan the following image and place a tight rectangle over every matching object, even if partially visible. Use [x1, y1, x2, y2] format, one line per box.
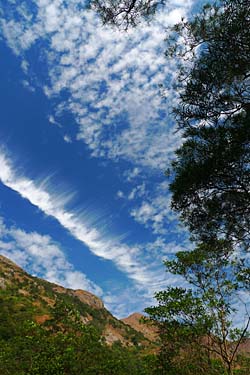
[145, 240, 250, 375]
[168, 0, 250, 247]
[158, 5, 250, 371]
[91, 0, 165, 29]
[170, 112, 250, 248]
[168, 0, 250, 128]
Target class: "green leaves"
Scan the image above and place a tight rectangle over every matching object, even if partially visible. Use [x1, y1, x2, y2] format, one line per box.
[0, 275, 156, 374]
[0, 313, 154, 375]
[91, 0, 164, 30]
[167, 0, 250, 249]
[170, 112, 250, 248]
[146, 287, 210, 336]
[145, 236, 250, 374]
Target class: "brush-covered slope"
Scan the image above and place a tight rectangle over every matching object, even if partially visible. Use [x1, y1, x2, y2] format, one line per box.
[0, 255, 157, 375]
[0, 254, 149, 346]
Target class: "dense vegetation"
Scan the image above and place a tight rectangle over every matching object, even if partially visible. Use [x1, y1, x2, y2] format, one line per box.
[0, 257, 156, 374]
[0, 318, 155, 375]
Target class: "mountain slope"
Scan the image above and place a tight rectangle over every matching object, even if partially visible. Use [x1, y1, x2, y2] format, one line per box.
[0, 255, 159, 375]
[122, 313, 158, 342]
[0, 254, 150, 347]
[2, 254, 250, 375]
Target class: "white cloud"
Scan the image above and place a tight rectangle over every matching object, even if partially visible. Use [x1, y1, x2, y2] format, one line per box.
[0, 0, 191, 170]
[117, 182, 146, 201]
[63, 134, 72, 143]
[48, 115, 61, 127]
[0, 0, 195, 237]
[21, 59, 29, 73]
[117, 190, 125, 199]
[103, 235, 188, 317]
[0, 216, 103, 295]
[131, 193, 175, 234]
[0, 150, 174, 293]
[124, 168, 141, 182]
[125, 179, 184, 235]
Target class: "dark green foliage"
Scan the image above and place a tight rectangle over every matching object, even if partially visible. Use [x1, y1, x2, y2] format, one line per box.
[168, 0, 250, 247]
[168, 0, 250, 127]
[0, 323, 155, 375]
[171, 105, 250, 247]
[91, 0, 165, 30]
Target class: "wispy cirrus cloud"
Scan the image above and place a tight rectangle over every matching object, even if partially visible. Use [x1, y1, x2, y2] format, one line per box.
[0, 150, 174, 292]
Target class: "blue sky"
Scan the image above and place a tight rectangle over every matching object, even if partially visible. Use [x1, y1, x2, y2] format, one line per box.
[0, 0, 207, 318]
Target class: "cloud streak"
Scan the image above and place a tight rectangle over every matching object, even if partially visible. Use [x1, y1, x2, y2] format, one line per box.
[0, 150, 172, 293]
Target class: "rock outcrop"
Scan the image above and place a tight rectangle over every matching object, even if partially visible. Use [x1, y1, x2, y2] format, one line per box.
[122, 312, 158, 342]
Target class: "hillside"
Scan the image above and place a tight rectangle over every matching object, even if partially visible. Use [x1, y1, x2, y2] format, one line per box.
[122, 313, 158, 342]
[0, 254, 158, 375]
[0, 254, 153, 346]
[2, 256, 250, 375]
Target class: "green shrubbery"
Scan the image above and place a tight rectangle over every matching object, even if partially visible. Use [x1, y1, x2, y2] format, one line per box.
[0, 292, 155, 375]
